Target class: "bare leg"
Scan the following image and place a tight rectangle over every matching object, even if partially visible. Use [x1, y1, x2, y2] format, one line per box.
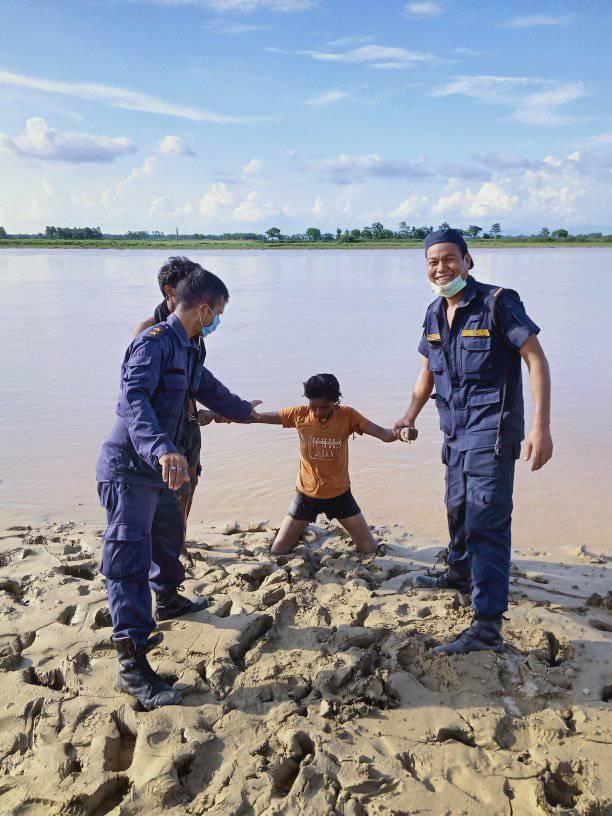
[271, 515, 309, 556]
[337, 512, 378, 555]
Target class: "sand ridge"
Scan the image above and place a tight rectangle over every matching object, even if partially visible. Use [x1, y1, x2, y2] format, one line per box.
[0, 518, 610, 816]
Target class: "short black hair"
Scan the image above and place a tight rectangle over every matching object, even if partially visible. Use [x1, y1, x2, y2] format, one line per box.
[303, 373, 342, 402]
[175, 266, 229, 309]
[158, 256, 202, 296]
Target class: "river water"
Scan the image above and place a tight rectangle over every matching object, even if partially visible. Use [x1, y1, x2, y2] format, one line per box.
[1, 247, 610, 554]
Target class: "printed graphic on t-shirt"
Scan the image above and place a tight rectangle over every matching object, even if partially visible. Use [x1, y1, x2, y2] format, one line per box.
[306, 434, 343, 460]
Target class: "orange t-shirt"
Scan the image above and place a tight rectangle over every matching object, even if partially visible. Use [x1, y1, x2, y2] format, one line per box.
[278, 405, 369, 499]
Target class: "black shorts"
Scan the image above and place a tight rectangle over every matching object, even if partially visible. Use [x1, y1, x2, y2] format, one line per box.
[288, 489, 361, 523]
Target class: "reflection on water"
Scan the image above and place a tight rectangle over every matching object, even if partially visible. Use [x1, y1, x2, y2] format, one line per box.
[1, 247, 611, 552]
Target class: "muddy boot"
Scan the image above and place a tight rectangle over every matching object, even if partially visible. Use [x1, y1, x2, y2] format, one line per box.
[114, 636, 181, 709]
[414, 567, 471, 594]
[155, 586, 209, 621]
[433, 618, 504, 656]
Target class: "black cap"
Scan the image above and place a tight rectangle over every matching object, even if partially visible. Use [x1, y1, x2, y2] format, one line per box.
[424, 228, 474, 270]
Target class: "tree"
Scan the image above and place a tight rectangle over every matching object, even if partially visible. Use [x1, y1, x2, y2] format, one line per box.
[336, 228, 342, 240]
[265, 227, 281, 242]
[350, 229, 361, 240]
[371, 221, 385, 238]
[490, 223, 501, 238]
[437, 221, 451, 231]
[305, 227, 321, 242]
[552, 228, 569, 239]
[0, 226, 6, 239]
[466, 225, 483, 238]
[539, 227, 550, 238]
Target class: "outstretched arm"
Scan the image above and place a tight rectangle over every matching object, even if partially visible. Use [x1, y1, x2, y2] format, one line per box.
[362, 420, 397, 443]
[520, 334, 553, 471]
[246, 411, 283, 425]
[393, 355, 434, 436]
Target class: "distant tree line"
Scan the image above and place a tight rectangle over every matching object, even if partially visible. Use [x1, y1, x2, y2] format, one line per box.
[0, 222, 610, 243]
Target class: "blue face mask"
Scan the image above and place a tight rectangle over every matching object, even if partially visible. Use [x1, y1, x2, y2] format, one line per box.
[200, 306, 221, 338]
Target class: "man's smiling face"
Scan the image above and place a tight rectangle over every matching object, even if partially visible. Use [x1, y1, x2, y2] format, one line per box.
[426, 242, 470, 287]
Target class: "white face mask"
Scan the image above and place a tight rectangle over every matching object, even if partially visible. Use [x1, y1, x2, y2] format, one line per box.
[430, 274, 467, 299]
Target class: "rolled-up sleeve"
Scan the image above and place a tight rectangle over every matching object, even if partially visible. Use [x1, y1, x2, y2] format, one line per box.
[497, 290, 540, 350]
[418, 326, 429, 358]
[193, 367, 252, 420]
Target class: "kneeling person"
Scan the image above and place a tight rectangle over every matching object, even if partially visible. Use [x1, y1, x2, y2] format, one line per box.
[96, 266, 259, 709]
[249, 374, 402, 555]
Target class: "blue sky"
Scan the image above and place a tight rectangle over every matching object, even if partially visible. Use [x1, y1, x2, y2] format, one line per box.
[1, 0, 611, 233]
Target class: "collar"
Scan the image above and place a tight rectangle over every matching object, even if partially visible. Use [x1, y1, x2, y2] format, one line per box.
[166, 312, 193, 349]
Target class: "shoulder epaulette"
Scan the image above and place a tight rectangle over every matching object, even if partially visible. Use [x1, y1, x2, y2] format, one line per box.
[146, 324, 169, 338]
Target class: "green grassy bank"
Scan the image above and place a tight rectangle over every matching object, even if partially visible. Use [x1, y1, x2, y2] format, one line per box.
[2, 238, 612, 250]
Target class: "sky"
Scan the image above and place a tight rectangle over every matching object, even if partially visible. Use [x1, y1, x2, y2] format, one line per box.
[1, 0, 611, 234]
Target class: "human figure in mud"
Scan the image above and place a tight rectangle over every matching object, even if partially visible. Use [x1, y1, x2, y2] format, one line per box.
[96, 265, 261, 709]
[394, 227, 553, 656]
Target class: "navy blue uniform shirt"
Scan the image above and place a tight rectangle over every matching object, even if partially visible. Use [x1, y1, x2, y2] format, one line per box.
[97, 313, 252, 485]
[418, 275, 539, 451]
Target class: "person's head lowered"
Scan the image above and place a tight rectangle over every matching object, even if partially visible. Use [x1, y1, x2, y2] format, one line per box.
[158, 256, 203, 313]
[303, 373, 342, 423]
[174, 266, 229, 340]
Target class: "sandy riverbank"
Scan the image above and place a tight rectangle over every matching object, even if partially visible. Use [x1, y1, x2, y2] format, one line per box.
[0, 515, 610, 815]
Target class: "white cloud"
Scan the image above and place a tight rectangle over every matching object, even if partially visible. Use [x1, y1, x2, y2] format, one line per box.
[311, 195, 322, 216]
[243, 158, 263, 174]
[0, 117, 135, 163]
[302, 44, 438, 70]
[390, 194, 428, 218]
[306, 89, 347, 106]
[199, 182, 233, 217]
[433, 75, 587, 126]
[0, 69, 252, 123]
[506, 14, 574, 28]
[233, 190, 277, 222]
[433, 181, 518, 218]
[319, 153, 432, 184]
[157, 135, 195, 157]
[522, 170, 582, 217]
[404, 2, 442, 17]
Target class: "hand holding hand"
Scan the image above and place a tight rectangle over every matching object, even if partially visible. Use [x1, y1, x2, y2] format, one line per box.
[159, 452, 190, 490]
[197, 409, 215, 426]
[393, 415, 416, 439]
[250, 399, 263, 420]
[524, 426, 553, 471]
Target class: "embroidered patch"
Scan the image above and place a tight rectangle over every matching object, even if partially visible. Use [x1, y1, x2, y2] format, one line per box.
[461, 329, 490, 337]
[426, 333, 441, 342]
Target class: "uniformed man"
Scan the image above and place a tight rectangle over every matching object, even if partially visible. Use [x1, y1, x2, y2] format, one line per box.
[394, 228, 553, 655]
[96, 265, 260, 708]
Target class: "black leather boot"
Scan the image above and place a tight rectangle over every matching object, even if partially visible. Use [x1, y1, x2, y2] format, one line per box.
[414, 567, 472, 594]
[155, 587, 209, 621]
[433, 617, 504, 656]
[113, 636, 181, 709]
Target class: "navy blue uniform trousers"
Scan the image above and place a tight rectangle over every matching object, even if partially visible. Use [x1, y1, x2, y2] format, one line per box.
[443, 443, 520, 620]
[97, 481, 185, 644]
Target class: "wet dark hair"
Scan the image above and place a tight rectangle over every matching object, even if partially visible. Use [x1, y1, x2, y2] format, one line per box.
[158, 256, 202, 296]
[175, 267, 229, 309]
[303, 373, 342, 403]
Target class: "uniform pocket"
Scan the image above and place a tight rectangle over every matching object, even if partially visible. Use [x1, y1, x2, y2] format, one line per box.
[427, 345, 445, 373]
[161, 372, 187, 390]
[101, 523, 150, 580]
[434, 394, 453, 435]
[460, 336, 492, 377]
